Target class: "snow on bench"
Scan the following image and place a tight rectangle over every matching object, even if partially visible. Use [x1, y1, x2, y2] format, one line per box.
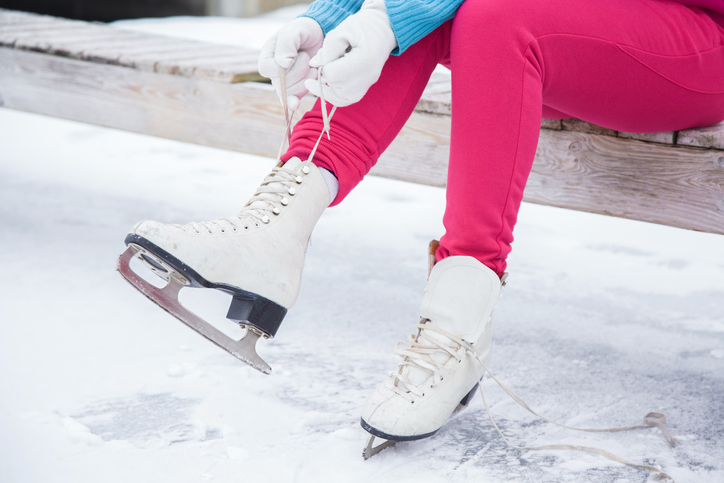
[2, 8, 723, 235]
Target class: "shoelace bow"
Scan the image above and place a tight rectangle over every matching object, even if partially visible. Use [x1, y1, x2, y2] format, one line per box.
[388, 322, 677, 481]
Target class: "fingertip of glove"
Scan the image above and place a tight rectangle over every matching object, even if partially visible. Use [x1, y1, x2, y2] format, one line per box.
[288, 96, 300, 111]
[304, 78, 319, 96]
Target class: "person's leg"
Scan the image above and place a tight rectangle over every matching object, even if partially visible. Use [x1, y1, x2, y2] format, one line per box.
[439, 0, 724, 276]
[282, 21, 452, 205]
[361, 0, 724, 442]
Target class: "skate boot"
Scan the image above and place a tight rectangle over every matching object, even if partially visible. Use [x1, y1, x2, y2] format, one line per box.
[361, 244, 504, 458]
[117, 157, 330, 374]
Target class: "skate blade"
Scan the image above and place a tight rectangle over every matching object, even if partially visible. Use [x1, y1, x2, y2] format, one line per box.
[362, 435, 397, 460]
[117, 244, 272, 375]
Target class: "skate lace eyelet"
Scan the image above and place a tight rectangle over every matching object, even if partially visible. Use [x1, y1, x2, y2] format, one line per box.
[272, 207, 280, 215]
[295, 175, 303, 183]
[244, 226, 249, 231]
[232, 227, 237, 232]
[261, 215, 270, 224]
[254, 222, 259, 227]
[220, 229, 226, 233]
[281, 197, 289, 206]
[301, 165, 311, 174]
[288, 187, 296, 196]
[194, 229, 200, 234]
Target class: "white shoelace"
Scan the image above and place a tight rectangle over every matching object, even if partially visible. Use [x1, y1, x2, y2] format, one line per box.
[390, 321, 676, 482]
[182, 68, 337, 236]
[183, 165, 306, 234]
[278, 66, 337, 162]
[387, 321, 464, 399]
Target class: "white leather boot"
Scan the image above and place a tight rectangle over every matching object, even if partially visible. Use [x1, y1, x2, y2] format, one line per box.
[361, 253, 503, 441]
[123, 157, 329, 342]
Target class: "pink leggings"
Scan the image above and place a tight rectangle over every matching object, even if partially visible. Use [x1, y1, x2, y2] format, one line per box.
[283, 0, 724, 276]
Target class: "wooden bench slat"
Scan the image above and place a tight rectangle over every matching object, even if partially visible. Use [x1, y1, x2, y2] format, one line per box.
[528, 131, 724, 233]
[1, 9, 259, 81]
[617, 131, 677, 144]
[678, 122, 724, 150]
[2, 8, 723, 236]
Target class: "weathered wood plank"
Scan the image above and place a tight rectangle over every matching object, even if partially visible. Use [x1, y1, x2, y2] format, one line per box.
[618, 130, 676, 144]
[0, 48, 290, 154]
[417, 71, 452, 116]
[562, 118, 617, 138]
[541, 119, 562, 130]
[527, 131, 724, 233]
[12, 32, 153, 58]
[0, 8, 58, 27]
[4, 47, 723, 235]
[0, 46, 440, 180]
[0, 7, 719, 149]
[0, 9, 260, 82]
[678, 122, 724, 150]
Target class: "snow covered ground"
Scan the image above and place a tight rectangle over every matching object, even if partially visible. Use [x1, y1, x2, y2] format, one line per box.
[1, 8, 724, 483]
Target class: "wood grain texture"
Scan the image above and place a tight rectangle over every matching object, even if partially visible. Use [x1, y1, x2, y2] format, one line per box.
[678, 122, 724, 150]
[2, 7, 720, 146]
[527, 130, 724, 234]
[618, 130, 676, 144]
[0, 47, 445, 184]
[417, 71, 452, 116]
[3, 47, 724, 234]
[0, 48, 288, 154]
[541, 119, 562, 130]
[0, 9, 260, 83]
[562, 118, 617, 137]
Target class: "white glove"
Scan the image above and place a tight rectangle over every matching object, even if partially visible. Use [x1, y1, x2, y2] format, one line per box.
[305, 0, 397, 107]
[258, 17, 324, 111]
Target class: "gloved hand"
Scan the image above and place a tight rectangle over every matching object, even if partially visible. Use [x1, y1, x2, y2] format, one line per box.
[305, 0, 397, 107]
[258, 17, 325, 111]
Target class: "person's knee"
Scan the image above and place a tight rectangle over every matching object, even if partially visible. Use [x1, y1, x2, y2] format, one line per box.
[453, 0, 550, 37]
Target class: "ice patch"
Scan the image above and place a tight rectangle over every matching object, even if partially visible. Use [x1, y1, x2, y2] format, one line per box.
[71, 393, 214, 445]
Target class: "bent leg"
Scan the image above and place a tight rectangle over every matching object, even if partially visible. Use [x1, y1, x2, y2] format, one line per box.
[282, 22, 452, 205]
[438, 0, 724, 275]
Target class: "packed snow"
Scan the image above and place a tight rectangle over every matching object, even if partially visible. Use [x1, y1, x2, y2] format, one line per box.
[1, 7, 724, 483]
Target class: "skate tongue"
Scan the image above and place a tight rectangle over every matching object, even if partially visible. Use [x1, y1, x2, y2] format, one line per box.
[283, 157, 302, 170]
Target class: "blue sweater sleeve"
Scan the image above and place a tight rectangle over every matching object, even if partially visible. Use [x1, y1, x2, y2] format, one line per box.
[385, 0, 464, 54]
[300, 0, 365, 35]
[301, 0, 465, 55]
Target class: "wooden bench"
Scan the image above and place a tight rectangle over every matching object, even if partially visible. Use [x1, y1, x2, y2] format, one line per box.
[2, 8, 723, 235]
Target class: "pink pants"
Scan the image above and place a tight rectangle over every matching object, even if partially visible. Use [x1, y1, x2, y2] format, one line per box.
[283, 0, 724, 276]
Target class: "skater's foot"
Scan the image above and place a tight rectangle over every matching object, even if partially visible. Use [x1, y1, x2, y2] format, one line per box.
[118, 157, 330, 370]
[361, 255, 504, 440]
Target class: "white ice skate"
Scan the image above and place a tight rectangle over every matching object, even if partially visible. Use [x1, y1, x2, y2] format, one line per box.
[361, 242, 505, 458]
[117, 157, 330, 374]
